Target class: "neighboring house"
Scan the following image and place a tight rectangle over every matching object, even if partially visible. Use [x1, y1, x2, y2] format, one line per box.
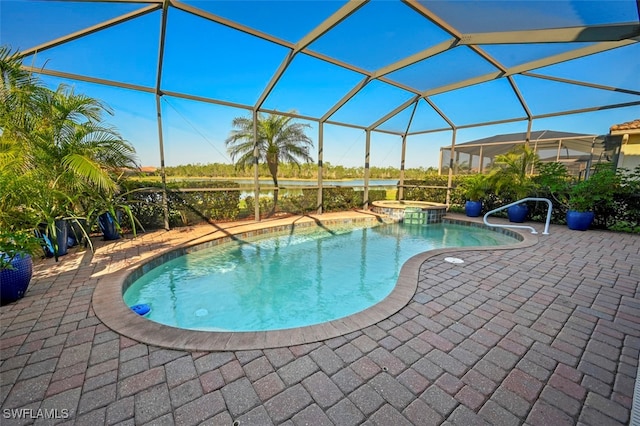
[610, 119, 640, 173]
[139, 166, 158, 175]
[438, 130, 600, 176]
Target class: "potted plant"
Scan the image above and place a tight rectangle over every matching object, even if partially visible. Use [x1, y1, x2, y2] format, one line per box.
[0, 230, 43, 305]
[87, 188, 144, 241]
[566, 166, 620, 231]
[30, 185, 82, 260]
[460, 174, 488, 217]
[566, 185, 595, 231]
[488, 144, 539, 223]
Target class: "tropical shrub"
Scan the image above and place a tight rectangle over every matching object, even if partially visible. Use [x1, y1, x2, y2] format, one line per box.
[0, 46, 140, 255]
[402, 176, 452, 203]
[124, 180, 241, 227]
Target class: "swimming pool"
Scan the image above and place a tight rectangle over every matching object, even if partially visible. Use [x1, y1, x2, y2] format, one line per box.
[123, 221, 518, 332]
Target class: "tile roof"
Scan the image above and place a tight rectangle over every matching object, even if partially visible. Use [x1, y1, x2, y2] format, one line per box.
[610, 119, 640, 131]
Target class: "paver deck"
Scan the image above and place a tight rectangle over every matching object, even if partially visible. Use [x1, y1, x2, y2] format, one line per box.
[1, 212, 638, 425]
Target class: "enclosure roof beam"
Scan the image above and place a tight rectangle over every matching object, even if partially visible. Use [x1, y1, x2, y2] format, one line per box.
[506, 39, 638, 75]
[403, 0, 461, 39]
[367, 95, 421, 131]
[421, 39, 637, 97]
[521, 72, 640, 96]
[21, 66, 156, 93]
[254, 1, 367, 111]
[507, 76, 532, 119]
[170, 0, 294, 48]
[372, 38, 459, 78]
[18, 4, 161, 58]
[423, 97, 455, 130]
[294, 0, 367, 53]
[321, 76, 372, 122]
[161, 90, 252, 111]
[533, 100, 640, 119]
[405, 127, 452, 137]
[460, 23, 640, 45]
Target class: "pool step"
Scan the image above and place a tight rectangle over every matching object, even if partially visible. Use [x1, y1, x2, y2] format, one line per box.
[403, 208, 428, 225]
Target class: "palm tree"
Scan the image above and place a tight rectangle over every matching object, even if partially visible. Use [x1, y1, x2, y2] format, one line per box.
[225, 112, 314, 213]
[0, 46, 46, 175]
[28, 84, 140, 249]
[489, 143, 540, 200]
[1, 47, 140, 249]
[1, 47, 138, 197]
[31, 84, 139, 196]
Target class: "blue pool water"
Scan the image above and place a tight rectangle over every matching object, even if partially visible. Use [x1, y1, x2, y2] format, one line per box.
[123, 222, 517, 331]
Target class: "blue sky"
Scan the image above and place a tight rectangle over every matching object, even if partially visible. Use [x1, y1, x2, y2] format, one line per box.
[2, 0, 639, 169]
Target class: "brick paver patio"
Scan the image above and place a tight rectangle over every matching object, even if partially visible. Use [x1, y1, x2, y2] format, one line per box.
[1, 212, 638, 425]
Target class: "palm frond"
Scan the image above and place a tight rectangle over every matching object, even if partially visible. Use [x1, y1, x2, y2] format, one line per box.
[61, 153, 118, 194]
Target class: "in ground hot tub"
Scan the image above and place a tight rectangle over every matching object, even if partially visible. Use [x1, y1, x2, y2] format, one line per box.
[371, 200, 447, 224]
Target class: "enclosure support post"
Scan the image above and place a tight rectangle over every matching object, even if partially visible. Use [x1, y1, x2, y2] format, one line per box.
[253, 109, 260, 221]
[527, 120, 536, 174]
[399, 101, 417, 201]
[364, 129, 371, 210]
[556, 139, 562, 162]
[155, 95, 170, 231]
[399, 134, 407, 201]
[446, 129, 457, 207]
[155, 0, 170, 231]
[586, 136, 597, 179]
[317, 122, 324, 214]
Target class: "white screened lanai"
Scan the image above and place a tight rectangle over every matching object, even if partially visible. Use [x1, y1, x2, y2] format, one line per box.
[3, 0, 640, 220]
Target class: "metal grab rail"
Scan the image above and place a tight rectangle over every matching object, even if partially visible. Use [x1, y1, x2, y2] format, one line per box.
[483, 197, 553, 235]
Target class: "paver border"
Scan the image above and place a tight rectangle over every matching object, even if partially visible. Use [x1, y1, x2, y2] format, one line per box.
[92, 214, 538, 351]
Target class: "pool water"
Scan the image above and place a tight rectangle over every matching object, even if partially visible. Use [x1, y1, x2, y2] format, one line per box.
[123, 223, 517, 331]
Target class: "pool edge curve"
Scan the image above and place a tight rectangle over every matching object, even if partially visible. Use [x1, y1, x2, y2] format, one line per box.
[92, 213, 538, 352]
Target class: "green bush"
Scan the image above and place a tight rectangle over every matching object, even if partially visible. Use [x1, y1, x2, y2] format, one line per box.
[124, 180, 241, 228]
[402, 176, 453, 203]
[323, 187, 362, 211]
[366, 189, 388, 203]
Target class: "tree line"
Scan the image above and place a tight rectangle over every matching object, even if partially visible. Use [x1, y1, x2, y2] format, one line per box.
[159, 162, 438, 180]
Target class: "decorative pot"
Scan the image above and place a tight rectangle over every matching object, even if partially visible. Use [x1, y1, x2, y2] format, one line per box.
[507, 203, 529, 223]
[99, 212, 120, 241]
[566, 210, 594, 231]
[68, 219, 89, 247]
[0, 254, 33, 305]
[465, 200, 482, 217]
[54, 219, 69, 256]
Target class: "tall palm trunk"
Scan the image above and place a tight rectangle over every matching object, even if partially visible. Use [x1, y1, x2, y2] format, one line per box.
[226, 112, 314, 217]
[267, 152, 279, 215]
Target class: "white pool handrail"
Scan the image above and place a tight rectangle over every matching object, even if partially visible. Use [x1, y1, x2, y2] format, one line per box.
[483, 198, 552, 235]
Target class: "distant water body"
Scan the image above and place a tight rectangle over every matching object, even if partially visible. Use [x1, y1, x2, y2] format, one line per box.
[211, 178, 400, 198]
[230, 178, 399, 188]
[167, 178, 399, 198]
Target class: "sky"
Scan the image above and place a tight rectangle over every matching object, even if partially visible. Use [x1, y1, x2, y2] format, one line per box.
[1, 0, 639, 170]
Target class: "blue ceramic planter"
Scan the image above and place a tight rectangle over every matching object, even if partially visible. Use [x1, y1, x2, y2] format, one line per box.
[54, 219, 69, 256]
[507, 203, 529, 223]
[0, 254, 33, 305]
[465, 200, 482, 217]
[566, 210, 595, 231]
[99, 212, 120, 241]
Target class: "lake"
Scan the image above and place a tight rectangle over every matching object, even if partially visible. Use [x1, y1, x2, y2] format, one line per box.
[231, 178, 399, 189]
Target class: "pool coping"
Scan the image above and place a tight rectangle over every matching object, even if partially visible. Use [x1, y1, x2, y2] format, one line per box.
[92, 213, 538, 352]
